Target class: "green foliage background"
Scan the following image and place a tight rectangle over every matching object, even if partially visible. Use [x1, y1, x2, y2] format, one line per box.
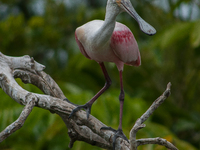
[0, 0, 200, 149]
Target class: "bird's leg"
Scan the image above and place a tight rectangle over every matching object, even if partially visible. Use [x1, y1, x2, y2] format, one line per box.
[118, 70, 125, 131]
[68, 62, 111, 119]
[101, 70, 129, 150]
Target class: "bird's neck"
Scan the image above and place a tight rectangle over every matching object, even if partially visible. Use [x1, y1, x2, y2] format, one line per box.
[92, 3, 121, 47]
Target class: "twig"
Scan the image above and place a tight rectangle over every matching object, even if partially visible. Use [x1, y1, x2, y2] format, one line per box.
[136, 138, 178, 150]
[0, 94, 37, 142]
[129, 82, 175, 150]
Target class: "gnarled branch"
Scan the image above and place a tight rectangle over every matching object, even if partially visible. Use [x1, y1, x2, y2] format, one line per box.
[0, 52, 178, 150]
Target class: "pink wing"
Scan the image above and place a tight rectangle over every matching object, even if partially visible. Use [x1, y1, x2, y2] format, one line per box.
[110, 23, 141, 66]
[75, 32, 91, 59]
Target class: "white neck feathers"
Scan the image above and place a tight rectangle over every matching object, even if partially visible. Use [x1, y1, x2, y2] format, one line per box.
[92, 2, 122, 48]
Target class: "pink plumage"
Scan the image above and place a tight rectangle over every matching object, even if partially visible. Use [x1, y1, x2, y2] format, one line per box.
[111, 22, 141, 67]
[75, 21, 140, 71]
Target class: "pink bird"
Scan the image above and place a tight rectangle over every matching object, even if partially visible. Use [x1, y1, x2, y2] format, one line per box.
[68, 0, 156, 148]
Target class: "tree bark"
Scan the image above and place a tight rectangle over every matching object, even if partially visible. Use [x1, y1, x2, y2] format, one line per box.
[0, 52, 178, 150]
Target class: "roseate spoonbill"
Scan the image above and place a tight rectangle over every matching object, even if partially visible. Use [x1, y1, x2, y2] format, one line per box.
[68, 0, 156, 148]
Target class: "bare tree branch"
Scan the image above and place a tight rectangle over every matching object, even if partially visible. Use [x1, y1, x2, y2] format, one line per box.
[136, 138, 178, 150]
[129, 83, 176, 150]
[0, 93, 37, 142]
[0, 52, 178, 150]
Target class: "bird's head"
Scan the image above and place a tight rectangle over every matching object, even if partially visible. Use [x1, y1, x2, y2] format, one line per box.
[112, 0, 156, 35]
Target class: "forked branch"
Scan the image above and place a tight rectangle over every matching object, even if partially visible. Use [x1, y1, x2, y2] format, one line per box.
[129, 82, 178, 150]
[0, 52, 178, 150]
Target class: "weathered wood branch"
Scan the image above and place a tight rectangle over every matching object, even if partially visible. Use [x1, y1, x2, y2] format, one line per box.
[136, 138, 178, 150]
[0, 93, 37, 142]
[0, 52, 178, 150]
[129, 82, 178, 150]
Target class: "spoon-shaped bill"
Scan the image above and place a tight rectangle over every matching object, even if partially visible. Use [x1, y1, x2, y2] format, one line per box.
[119, 0, 156, 35]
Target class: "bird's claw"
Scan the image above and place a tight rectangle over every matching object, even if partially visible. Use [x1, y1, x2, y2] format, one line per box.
[68, 103, 92, 119]
[101, 127, 129, 150]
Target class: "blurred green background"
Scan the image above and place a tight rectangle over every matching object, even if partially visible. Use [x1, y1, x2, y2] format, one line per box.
[0, 0, 200, 149]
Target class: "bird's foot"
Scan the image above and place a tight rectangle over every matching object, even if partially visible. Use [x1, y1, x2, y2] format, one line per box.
[68, 103, 92, 119]
[101, 127, 129, 150]
[63, 98, 78, 106]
